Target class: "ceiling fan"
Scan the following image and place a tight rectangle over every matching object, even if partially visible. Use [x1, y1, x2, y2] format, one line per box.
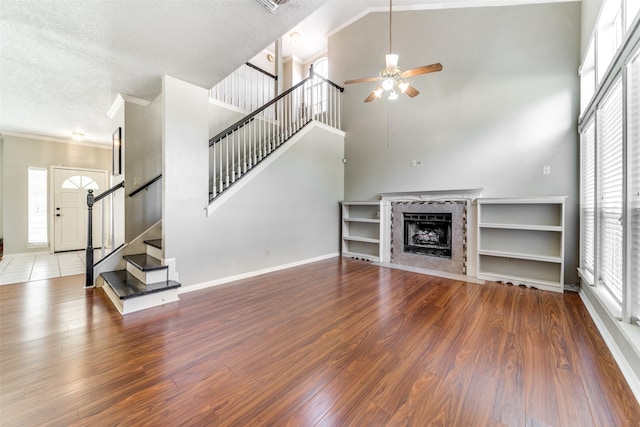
[344, 0, 443, 102]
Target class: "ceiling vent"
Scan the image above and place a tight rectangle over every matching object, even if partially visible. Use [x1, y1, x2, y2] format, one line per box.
[255, 0, 290, 14]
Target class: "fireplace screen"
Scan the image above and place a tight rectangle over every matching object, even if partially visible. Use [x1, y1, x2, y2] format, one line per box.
[403, 212, 452, 259]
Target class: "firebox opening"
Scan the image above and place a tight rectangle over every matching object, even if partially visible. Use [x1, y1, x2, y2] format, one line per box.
[403, 212, 452, 259]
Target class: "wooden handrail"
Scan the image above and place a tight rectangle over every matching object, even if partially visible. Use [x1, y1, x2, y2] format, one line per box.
[129, 174, 162, 197]
[209, 70, 344, 147]
[93, 181, 125, 203]
[245, 62, 277, 80]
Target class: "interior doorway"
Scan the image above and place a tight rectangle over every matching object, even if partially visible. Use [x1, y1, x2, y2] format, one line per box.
[52, 167, 107, 252]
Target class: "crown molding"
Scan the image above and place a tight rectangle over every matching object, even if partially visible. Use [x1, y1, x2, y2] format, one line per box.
[0, 131, 110, 149]
[107, 93, 152, 118]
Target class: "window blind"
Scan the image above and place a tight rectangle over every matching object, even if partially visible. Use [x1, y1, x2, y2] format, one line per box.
[628, 49, 640, 322]
[581, 118, 596, 276]
[597, 79, 624, 304]
[28, 167, 48, 245]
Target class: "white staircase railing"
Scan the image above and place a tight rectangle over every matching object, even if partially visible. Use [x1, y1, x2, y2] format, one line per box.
[209, 66, 343, 202]
[209, 62, 277, 113]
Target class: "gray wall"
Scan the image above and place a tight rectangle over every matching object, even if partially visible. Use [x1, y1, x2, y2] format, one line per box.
[1, 135, 110, 254]
[125, 96, 163, 242]
[330, 2, 581, 283]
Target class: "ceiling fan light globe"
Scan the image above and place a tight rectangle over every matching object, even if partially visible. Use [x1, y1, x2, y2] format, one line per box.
[398, 81, 409, 93]
[374, 87, 384, 98]
[385, 54, 399, 71]
[388, 90, 399, 100]
[382, 78, 394, 91]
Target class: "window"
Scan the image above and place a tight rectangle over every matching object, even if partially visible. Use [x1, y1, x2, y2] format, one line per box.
[580, 0, 640, 328]
[580, 118, 596, 280]
[626, 0, 640, 31]
[61, 175, 99, 190]
[580, 41, 596, 114]
[597, 79, 624, 304]
[597, 0, 624, 83]
[28, 167, 48, 245]
[629, 49, 640, 322]
[308, 57, 329, 115]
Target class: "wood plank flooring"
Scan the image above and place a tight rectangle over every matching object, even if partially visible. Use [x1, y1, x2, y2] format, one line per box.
[1, 257, 639, 426]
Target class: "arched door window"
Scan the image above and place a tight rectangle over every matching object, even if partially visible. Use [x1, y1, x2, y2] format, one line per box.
[307, 57, 328, 115]
[61, 175, 100, 190]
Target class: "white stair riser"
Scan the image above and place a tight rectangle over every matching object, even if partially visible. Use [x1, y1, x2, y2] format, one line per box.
[102, 284, 179, 315]
[126, 263, 168, 285]
[146, 245, 162, 260]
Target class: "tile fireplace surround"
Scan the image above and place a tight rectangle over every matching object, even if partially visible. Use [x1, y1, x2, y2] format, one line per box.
[391, 200, 467, 274]
[379, 189, 484, 277]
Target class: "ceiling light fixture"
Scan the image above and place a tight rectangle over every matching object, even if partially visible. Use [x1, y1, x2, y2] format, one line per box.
[72, 131, 85, 142]
[343, 0, 443, 102]
[290, 32, 301, 43]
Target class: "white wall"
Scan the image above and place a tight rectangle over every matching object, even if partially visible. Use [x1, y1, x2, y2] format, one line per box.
[330, 2, 581, 284]
[1, 135, 111, 254]
[162, 75, 210, 276]
[194, 124, 344, 286]
[125, 96, 163, 242]
[162, 75, 344, 287]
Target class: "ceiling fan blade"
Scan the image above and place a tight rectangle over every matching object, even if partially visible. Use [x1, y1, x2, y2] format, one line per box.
[344, 76, 382, 85]
[400, 63, 443, 78]
[364, 92, 378, 103]
[364, 86, 383, 102]
[403, 84, 420, 98]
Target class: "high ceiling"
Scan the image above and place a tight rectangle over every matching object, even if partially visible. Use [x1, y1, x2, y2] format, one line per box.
[0, 0, 574, 145]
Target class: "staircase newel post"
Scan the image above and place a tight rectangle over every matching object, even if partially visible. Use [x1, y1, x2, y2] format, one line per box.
[86, 189, 95, 288]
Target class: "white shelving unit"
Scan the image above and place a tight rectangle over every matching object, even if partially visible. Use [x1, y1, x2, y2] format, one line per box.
[341, 201, 382, 262]
[477, 197, 566, 293]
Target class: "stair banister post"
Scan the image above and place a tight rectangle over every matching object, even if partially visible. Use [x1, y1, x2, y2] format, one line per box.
[86, 189, 95, 288]
[309, 64, 315, 119]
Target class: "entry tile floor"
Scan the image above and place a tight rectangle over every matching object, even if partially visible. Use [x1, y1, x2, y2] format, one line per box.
[0, 251, 86, 285]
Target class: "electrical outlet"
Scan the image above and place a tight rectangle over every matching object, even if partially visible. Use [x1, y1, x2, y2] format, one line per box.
[543, 165, 551, 175]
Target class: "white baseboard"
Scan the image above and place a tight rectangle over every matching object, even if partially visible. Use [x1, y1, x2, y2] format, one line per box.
[180, 253, 339, 295]
[579, 289, 640, 404]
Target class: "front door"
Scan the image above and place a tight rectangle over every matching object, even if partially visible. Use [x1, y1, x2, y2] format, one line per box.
[53, 168, 107, 252]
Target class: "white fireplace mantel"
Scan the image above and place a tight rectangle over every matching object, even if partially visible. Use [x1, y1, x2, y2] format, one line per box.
[379, 188, 485, 202]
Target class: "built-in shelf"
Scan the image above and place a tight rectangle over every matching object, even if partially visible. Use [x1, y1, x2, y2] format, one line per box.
[477, 197, 566, 293]
[341, 201, 382, 262]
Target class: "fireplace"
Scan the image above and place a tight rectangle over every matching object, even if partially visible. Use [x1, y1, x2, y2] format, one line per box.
[390, 201, 467, 275]
[403, 212, 452, 259]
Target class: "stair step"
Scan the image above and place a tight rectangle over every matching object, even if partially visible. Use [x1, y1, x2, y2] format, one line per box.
[123, 254, 167, 272]
[101, 270, 180, 300]
[143, 239, 162, 250]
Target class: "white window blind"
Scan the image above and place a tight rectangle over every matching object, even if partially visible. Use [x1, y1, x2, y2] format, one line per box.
[28, 167, 48, 245]
[581, 118, 596, 277]
[628, 49, 640, 321]
[597, 79, 624, 304]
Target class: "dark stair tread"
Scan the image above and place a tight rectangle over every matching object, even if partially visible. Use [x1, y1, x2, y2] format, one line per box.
[123, 253, 167, 271]
[101, 270, 180, 300]
[143, 239, 162, 250]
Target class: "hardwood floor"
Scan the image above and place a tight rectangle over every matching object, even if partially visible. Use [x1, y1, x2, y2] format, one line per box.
[1, 257, 639, 426]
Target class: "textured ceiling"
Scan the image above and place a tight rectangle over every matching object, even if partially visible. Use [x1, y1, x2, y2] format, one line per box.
[0, 0, 326, 144]
[0, 0, 574, 145]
